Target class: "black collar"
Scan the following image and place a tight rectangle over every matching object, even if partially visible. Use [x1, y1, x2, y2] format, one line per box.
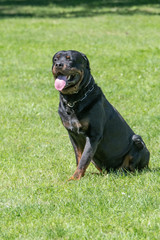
[67, 84, 95, 107]
[61, 75, 95, 108]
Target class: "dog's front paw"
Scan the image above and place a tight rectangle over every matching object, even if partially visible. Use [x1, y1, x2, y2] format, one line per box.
[68, 168, 85, 181]
[68, 175, 80, 181]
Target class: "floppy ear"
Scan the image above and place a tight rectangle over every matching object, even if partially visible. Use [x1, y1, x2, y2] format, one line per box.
[80, 52, 90, 71]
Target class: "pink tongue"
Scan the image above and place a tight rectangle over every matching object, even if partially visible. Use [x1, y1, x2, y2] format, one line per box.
[55, 75, 67, 91]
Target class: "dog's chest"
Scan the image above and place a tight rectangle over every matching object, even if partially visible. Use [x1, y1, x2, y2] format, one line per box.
[60, 110, 89, 134]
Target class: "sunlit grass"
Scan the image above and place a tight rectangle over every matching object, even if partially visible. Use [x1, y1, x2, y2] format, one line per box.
[0, 1, 160, 239]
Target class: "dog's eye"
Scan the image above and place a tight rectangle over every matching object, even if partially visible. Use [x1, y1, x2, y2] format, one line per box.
[66, 56, 71, 60]
[54, 55, 60, 62]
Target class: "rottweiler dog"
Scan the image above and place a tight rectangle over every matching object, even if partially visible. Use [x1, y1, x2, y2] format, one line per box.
[52, 50, 150, 180]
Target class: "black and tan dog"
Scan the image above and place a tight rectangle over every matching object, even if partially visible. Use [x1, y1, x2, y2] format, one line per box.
[52, 50, 150, 180]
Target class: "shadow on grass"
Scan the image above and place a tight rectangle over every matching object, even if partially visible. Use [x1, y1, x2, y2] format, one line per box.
[0, 0, 160, 18]
[88, 167, 159, 178]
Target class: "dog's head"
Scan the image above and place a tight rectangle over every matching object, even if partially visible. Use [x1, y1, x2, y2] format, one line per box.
[52, 50, 90, 94]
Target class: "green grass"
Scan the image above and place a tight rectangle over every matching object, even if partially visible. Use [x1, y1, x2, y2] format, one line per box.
[0, 1, 160, 239]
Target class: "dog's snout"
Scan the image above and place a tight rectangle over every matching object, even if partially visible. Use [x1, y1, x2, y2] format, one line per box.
[55, 62, 64, 68]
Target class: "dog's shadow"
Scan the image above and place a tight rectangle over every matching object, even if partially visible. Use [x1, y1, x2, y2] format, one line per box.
[88, 167, 160, 177]
[149, 167, 160, 173]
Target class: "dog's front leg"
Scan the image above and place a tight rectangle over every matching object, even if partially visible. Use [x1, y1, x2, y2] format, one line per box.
[69, 136, 98, 180]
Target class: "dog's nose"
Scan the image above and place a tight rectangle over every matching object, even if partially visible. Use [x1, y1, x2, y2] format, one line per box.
[55, 62, 64, 68]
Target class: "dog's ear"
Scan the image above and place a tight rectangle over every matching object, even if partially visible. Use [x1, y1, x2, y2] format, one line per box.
[80, 52, 90, 71]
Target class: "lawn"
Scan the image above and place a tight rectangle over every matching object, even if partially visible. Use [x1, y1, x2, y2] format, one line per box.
[0, 0, 160, 239]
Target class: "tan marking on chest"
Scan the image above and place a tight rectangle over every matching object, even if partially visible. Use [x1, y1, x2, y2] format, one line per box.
[62, 118, 89, 133]
[80, 119, 89, 131]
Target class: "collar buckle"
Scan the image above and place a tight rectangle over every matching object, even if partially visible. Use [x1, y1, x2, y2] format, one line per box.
[67, 102, 75, 107]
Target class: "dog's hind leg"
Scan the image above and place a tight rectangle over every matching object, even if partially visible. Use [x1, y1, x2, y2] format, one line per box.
[91, 160, 102, 173]
[129, 135, 150, 171]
